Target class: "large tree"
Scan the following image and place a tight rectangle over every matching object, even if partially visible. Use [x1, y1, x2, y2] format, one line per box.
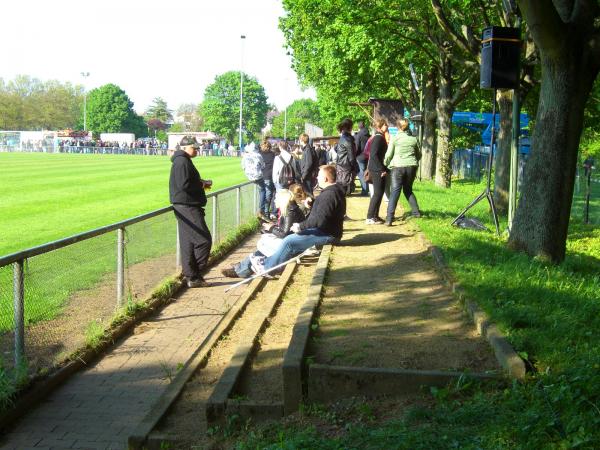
[200, 71, 269, 144]
[508, 0, 600, 262]
[86, 83, 145, 135]
[144, 97, 173, 123]
[270, 98, 322, 138]
[0, 75, 82, 130]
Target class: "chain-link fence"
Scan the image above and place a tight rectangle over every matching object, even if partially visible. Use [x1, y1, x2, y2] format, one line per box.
[452, 147, 528, 185]
[0, 181, 257, 389]
[574, 166, 599, 225]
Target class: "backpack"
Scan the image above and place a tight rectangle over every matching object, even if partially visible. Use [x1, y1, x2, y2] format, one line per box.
[363, 136, 374, 160]
[278, 155, 296, 188]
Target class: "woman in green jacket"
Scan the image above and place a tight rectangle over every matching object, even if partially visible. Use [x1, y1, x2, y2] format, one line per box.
[383, 118, 422, 225]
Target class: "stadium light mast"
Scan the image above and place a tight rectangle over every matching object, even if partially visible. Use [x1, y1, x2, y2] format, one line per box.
[239, 35, 246, 150]
[80, 72, 90, 131]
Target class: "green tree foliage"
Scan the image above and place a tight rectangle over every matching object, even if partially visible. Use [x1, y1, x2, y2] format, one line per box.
[270, 98, 322, 138]
[280, 0, 497, 186]
[177, 103, 204, 131]
[86, 84, 145, 135]
[0, 75, 82, 130]
[144, 97, 173, 123]
[581, 78, 600, 160]
[200, 71, 268, 143]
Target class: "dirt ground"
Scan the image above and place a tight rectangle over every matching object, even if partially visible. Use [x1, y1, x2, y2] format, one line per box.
[153, 262, 319, 444]
[153, 195, 503, 449]
[237, 257, 318, 401]
[0, 253, 175, 373]
[312, 196, 499, 373]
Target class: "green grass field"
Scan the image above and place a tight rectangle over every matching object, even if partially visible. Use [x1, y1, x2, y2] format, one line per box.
[0, 153, 246, 256]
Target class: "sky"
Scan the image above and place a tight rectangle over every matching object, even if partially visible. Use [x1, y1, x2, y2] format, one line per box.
[1, 0, 315, 114]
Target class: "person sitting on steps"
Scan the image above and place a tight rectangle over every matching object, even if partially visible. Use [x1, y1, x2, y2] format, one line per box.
[222, 165, 345, 279]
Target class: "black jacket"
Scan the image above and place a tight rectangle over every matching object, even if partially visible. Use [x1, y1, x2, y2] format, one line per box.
[169, 150, 207, 207]
[367, 132, 388, 173]
[269, 202, 307, 238]
[298, 183, 346, 240]
[335, 131, 356, 169]
[300, 144, 318, 182]
[355, 127, 371, 162]
[261, 150, 275, 181]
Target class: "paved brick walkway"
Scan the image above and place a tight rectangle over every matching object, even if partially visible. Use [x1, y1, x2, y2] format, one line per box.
[0, 236, 258, 450]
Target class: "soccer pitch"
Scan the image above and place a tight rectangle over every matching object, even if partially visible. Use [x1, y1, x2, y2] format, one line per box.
[0, 153, 246, 257]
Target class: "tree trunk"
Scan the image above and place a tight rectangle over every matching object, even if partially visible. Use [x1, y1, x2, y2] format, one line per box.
[435, 57, 453, 188]
[509, 54, 596, 262]
[421, 69, 438, 180]
[493, 90, 513, 214]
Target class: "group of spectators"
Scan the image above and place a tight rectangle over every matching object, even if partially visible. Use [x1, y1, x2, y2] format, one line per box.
[169, 134, 345, 287]
[164, 115, 424, 288]
[241, 134, 327, 221]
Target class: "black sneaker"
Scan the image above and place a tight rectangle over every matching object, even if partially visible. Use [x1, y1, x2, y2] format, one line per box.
[187, 277, 209, 288]
[373, 217, 385, 224]
[221, 267, 239, 278]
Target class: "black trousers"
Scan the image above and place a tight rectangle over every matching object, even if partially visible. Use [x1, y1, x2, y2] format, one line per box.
[173, 204, 212, 279]
[367, 170, 385, 219]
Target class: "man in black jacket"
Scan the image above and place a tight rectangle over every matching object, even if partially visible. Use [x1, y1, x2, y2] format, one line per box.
[260, 164, 345, 273]
[170, 136, 213, 288]
[299, 133, 319, 195]
[354, 121, 371, 196]
[335, 118, 357, 196]
[222, 165, 345, 279]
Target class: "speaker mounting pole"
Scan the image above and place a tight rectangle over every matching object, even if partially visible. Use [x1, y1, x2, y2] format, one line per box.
[451, 89, 501, 235]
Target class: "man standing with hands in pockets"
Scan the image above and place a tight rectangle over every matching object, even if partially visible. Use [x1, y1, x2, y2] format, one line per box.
[170, 136, 213, 288]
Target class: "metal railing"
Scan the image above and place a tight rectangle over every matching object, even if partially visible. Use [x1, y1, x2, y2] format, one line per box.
[0, 181, 258, 376]
[0, 145, 241, 157]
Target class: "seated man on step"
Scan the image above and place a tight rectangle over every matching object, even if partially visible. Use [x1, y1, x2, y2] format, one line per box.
[223, 165, 346, 278]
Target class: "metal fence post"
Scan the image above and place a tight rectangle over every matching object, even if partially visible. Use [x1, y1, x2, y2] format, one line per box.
[117, 228, 125, 307]
[212, 195, 218, 244]
[236, 186, 241, 227]
[13, 259, 25, 367]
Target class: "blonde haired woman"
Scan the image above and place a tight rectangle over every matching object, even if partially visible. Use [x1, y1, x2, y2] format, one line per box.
[222, 184, 309, 278]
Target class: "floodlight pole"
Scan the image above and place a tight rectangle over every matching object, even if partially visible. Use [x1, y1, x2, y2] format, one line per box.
[239, 35, 246, 151]
[81, 72, 90, 131]
[284, 106, 288, 141]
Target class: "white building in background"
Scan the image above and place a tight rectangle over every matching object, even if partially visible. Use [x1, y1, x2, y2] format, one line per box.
[100, 133, 135, 145]
[167, 131, 219, 150]
[305, 123, 323, 139]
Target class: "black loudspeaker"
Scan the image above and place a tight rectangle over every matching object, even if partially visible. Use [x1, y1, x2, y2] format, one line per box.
[480, 26, 520, 89]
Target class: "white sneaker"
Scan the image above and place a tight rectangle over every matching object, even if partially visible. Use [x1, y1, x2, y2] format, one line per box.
[249, 255, 266, 274]
[304, 246, 321, 256]
[365, 218, 377, 225]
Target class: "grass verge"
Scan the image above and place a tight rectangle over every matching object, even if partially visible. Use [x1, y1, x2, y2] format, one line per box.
[230, 179, 600, 449]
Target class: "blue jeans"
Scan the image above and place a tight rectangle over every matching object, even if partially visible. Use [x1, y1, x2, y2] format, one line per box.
[386, 166, 420, 220]
[264, 229, 336, 270]
[357, 158, 368, 195]
[256, 179, 266, 214]
[263, 180, 275, 215]
[235, 250, 263, 278]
